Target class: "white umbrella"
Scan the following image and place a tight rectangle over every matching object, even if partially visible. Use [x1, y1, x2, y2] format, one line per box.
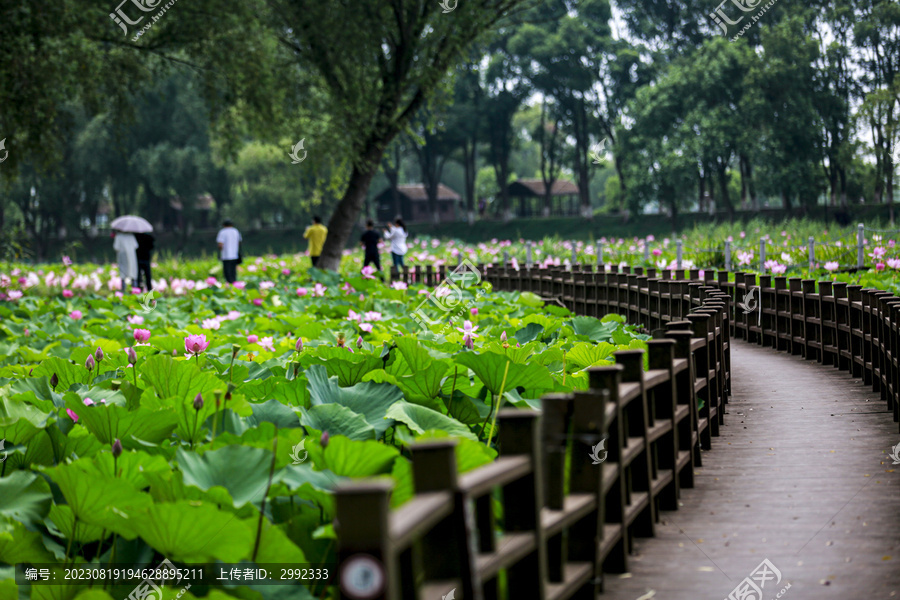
[110, 215, 153, 233]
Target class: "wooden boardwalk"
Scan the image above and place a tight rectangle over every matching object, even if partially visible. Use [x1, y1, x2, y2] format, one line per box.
[600, 340, 900, 599]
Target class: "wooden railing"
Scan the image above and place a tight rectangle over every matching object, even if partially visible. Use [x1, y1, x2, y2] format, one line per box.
[333, 264, 731, 600]
[715, 272, 900, 430]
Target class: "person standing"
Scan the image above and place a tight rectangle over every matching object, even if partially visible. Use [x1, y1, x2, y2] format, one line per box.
[134, 232, 155, 291]
[304, 216, 328, 268]
[360, 219, 381, 272]
[113, 230, 138, 290]
[216, 219, 242, 283]
[384, 218, 408, 269]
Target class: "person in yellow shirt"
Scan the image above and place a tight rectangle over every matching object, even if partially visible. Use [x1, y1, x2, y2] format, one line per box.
[303, 216, 328, 267]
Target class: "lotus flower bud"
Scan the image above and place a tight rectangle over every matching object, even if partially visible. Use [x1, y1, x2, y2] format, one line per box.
[500, 331, 507, 342]
[193, 393, 204, 411]
[85, 354, 95, 371]
[464, 334, 474, 350]
[50, 373, 59, 389]
[126, 347, 137, 365]
[321, 431, 330, 449]
[112, 439, 123, 458]
[295, 337, 303, 352]
[356, 336, 363, 349]
[95, 347, 104, 362]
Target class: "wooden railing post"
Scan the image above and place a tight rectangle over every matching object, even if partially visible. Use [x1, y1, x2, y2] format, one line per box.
[409, 440, 483, 600]
[496, 409, 548, 600]
[335, 480, 396, 600]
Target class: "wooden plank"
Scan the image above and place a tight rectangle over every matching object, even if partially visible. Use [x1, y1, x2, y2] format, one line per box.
[545, 562, 594, 600]
[458, 455, 531, 497]
[476, 532, 536, 580]
[540, 493, 597, 537]
[389, 491, 454, 550]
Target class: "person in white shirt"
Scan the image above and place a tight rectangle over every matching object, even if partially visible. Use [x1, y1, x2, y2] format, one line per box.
[383, 218, 408, 269]
[216, 219, 243, 283]
[113, 231, 138, 290]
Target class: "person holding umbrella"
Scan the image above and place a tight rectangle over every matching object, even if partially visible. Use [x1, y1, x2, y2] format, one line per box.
[110, 216, 153, 291]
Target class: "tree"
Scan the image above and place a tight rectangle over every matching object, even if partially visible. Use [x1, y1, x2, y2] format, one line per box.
[271, 0, 535, 270]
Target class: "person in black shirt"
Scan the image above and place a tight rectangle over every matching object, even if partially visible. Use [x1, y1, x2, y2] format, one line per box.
[360, 219, 381, 272]
[134, 232, 155, 291]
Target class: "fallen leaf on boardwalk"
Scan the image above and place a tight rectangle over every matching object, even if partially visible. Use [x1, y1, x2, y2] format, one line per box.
[698, 566, 714, 572]
[618, 573, 633, 579]
[883, 556, 892, 561]
[635, 591, 656, 600]
[826, 541, 833, 546]
[696, 539, 704, 543]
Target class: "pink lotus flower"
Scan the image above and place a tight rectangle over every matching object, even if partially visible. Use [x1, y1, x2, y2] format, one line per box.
[62, 256, 72, 266]
[252, 298, 263, 306]
[359, 294, 366, 302]
[361, 265, 376, 279]
[456, 320, 479, 338]
[131, 287, 142, 295]
[364, 311, 382, 322]
[312, 283, 327, 297]
[83, 398, 95, 406]
[7, 290, 22, 301]
[127, 315, 144, 325]
[259, 336, 275, 352]
[62, 289, 73, 298]
[463, 334, 474, 350]
[887, 258, 900, 270]
[876, 262, 885, 272]
[184, 334, 210, 356]
[824, 261, 839, 272]
[206, 276, 218, 286]
[356, 336, 363, 349]
[282, 268, 291, 276]
[202, 318, 221, 330]
[66, 408, 79, 422]
[247, 334, 259, 344]
[341, 282, 354, 295]
[652, 248, 662, 256]
[360, 323, 373, 333]
[470, 307, 478, 316]
[296, 287, 308, 297]
[347, 310, 362, 323]
[133, 328, 151, 343]
[232, 281, 247, 289]
[70, 310, 83, 320]
[391, 281, 408, 290]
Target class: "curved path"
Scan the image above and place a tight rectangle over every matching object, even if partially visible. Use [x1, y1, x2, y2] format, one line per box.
[601, 340, 900, 599]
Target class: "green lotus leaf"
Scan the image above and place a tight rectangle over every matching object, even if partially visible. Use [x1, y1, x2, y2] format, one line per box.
[0, 471, 53, 528]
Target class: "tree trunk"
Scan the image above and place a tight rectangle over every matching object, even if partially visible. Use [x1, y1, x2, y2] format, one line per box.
[318, 146, 385, 271]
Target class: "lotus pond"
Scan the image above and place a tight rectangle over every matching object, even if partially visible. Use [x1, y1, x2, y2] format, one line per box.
[0, 266, 652, 600]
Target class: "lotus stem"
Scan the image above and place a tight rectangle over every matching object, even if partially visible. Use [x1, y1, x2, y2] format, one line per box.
[486, 360, 510, 444]
[252, 433, 279, 563]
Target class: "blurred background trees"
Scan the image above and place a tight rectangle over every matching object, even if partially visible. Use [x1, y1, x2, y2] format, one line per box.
[1, 0, 899, 260]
